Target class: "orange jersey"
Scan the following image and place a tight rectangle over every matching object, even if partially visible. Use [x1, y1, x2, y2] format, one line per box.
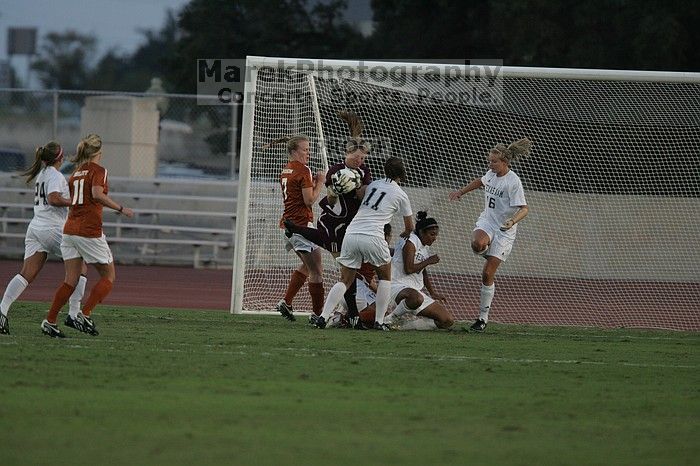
[279, 160, 314, 228]
[63, 162, 108, 238]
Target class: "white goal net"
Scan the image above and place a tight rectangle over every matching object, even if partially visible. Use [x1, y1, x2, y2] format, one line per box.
[232, 57, 700, 331]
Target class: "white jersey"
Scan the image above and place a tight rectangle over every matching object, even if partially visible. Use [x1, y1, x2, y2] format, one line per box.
[478, 169, 526, 238]
[29, 166, 69, 229]
[392, 232, 431, 291]
[345, 178, 412, 238]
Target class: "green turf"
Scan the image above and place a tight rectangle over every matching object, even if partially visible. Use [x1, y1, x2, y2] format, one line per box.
[1, 302, 698, 466]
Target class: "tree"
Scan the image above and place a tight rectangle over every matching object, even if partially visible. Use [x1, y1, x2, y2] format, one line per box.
[88, 9, 180, 92]
[367, 0, 700, 71]
[168, 0, 366, 93]
[31, 30, 97, 89]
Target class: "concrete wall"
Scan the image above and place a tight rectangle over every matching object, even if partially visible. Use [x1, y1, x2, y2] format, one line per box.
[247, 182, 700, 282]
[80, 96, 159, 178]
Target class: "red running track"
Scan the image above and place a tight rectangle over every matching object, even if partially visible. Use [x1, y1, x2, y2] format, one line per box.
[1, 260, 698, 330]
[0, 260, 232, 311]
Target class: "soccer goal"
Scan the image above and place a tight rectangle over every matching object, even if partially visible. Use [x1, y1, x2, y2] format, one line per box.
[232, 56, 700, 331]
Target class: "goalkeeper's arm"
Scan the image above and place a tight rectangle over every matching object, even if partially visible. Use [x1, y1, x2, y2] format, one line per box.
[326, 185, 339, 206]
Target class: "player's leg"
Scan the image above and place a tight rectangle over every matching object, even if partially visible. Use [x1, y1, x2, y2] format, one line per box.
[417, 301, 455, 329]
[277, 262, 308, 321]
[471, 255, 502, 332]
[283, 219, 329, 248]
[67, 261, 88, 319]
[373, 261, 392, 329]
[471, 228, 491, 255]
[298, 247, 324, 316]
[316, 264, 356, 328]
[1, 251, 47, 324]
[41, 257, 83, 338]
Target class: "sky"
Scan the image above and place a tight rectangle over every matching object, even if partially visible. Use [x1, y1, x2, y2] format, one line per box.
[0, 0, 190, 58]
[0, 0, 372, 57]
[0, 0, 371, 87]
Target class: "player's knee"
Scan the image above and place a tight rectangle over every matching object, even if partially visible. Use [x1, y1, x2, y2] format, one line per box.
[406, 293, 423, 310]
[471, 240, 488, 254]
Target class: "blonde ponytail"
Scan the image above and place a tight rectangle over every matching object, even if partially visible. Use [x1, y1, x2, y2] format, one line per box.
[262, 134, 309, 154]
[338, 110, 370, 154]
[492, 137, 532, 163]
[72, 134, 102, 167]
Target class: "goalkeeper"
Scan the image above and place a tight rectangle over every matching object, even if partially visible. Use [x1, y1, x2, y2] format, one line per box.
[449, 138, 531, 332]
[284, 110, 372, 328]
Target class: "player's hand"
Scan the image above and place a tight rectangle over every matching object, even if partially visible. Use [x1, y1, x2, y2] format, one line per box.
[399, 229, 412, 239]
[426, 254, 440, 265]
[449, 190, 463, 201]
[500, 218, 514, 231]
[120, 207, 135, 218]
[315, 170, 327, 185]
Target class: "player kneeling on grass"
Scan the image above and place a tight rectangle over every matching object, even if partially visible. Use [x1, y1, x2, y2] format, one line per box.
[384, 211, 454, 330]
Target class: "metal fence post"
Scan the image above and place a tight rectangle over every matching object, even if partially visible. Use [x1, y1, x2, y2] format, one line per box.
[52, 90, 58, 140]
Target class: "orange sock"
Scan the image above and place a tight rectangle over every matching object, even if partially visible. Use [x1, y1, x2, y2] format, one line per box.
[81, 278, 113, 316]
[47, 283, 76, 323]
[283, 270, 307, 305]
[308, 282, 325, 316]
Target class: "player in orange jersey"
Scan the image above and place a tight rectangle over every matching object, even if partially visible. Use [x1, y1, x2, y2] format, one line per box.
[41, 134, 134, 338]
[264, 134, 326, 321]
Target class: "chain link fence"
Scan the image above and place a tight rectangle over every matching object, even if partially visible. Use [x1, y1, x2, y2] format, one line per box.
[0, 88, 239, 179]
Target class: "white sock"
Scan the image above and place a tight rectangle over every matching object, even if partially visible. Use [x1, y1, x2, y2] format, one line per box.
[68, 275, 87, 318]
[320, 282, 347, 320]
[396, 316, 437, 331]
[391, 299, 409, 318]
[374, 280, 391, 324]
[1, 274, 29, 316]
[480, 283, 495, 322]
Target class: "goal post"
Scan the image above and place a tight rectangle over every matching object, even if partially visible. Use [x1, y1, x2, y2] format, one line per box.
[232, 56, 700, 331]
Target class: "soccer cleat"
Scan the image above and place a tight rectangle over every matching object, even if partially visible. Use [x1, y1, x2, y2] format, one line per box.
[76, 312, 99, 336]
[64, 314, 83, 332]
[314, 316, 327, 329]
[469, 319, 487, 332]
[41, 319, 66, 338]
[276, 300, 296, 321]
[373, 321, 391, 331]
[0, 313, 9, 335]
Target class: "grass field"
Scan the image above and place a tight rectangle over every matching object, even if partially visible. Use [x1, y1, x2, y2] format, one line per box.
[1, 302, 698, 466]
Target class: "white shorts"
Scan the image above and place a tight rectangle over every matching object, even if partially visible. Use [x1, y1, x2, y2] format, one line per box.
[336, 233, 391, 269]
[474, 219, 515, 262]
[282, 228, 318, 253]
[61, 234, 113, 264]
[390, 283, 435, 315]
[24, 225, 63, 259]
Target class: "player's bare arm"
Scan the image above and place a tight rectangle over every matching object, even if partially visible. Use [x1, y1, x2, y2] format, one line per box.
[91, 186, 134, 218]
[47, 191, 71, 207]
[402, 241, 440, 274]
[449, 178, 483, 201]
[500, 205, 529, 231]
[400, 215, 414, 238]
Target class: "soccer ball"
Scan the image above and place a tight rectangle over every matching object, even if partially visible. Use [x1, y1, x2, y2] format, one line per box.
[330, 167, 362, 194]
